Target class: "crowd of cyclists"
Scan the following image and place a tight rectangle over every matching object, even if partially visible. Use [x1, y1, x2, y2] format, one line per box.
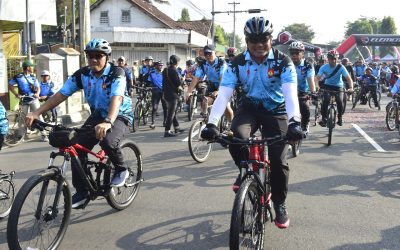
[2, 15, 400, 235]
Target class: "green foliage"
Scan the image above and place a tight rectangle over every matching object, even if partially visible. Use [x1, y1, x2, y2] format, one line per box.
[214, 25, 227, 45]
[281, 23, 315, 43]
[345, 19, 373, 37]
[177, 8, 190, 22]
[380, 16, 397, 34]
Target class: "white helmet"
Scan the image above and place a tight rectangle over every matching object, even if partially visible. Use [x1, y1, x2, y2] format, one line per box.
[289, 41, 305, 51]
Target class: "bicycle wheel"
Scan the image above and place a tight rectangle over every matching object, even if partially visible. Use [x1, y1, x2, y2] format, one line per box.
[386, 105, 396, 131]
[230, 178, 265, 250]
[314, 102, 320, 126]
[188, 120, 213, 163]
[351, 91, 358, 106]
[3, 112, 26, 147]
[133, 103, 143, 132]
[327, 107, 336, 146]
[0, 179, 15, 218]
[188, 95, 195, 121]
[368, 93, 380, 110]
[106, 140, 143, 210]
[7, 170, 71, 250]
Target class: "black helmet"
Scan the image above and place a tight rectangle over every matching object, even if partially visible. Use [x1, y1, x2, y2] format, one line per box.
[169, 55, 180, 65]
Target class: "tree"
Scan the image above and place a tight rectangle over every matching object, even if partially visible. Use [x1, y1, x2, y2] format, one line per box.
[214, 25, 227, 45]
[378, 16, 397, 57]
[177, 8, 190, 22]
[344, 18, 373, 37]
[281, 23, 315, 43]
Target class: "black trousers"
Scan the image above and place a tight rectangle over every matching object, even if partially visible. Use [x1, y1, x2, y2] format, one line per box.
[151, 90, 167, 124]
[0, 134, 4, 151]
[163, 94, 179, 131]
[229, 105, 289, 204]
[71, 113, 128, 192]
[298, 92, 310, 128]
[321, 85, 344, 120]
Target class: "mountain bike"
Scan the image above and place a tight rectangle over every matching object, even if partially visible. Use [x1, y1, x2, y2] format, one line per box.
[132, 86, 153, 132]
[323, 89, 345, 146]
[187, 81, 207, 121]
[7, 120, 143, 250]
[3, 96, 34, 147]
[0, 170, 15, 219]
[367, 87, 381, 110]
[212, 133, 286, 249]
[385, 94, 400, 132]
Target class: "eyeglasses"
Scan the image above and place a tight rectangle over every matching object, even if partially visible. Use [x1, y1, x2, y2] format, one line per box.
[247, 36, 270, 44]
[204, 52, 213, 56]
[86, 53, 106, 60]
[289, 51, 301, 56]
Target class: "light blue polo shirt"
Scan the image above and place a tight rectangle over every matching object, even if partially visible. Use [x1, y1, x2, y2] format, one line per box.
[317, 63, 349, 88]
[295, 59, 315, 93]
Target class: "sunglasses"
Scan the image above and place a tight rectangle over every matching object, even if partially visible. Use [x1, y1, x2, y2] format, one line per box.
[86, 53, 106, 60]
[204, 52, 213, 56]
[247, 36, 270, 44]
[289, 51, 301, 56]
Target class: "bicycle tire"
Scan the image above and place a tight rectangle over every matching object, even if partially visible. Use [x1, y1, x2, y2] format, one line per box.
[188, 120, 213, 163]
[3, 112, 26, 147]
[386, 106, 396, 131]
[7, 170, 71, 250]
[133, 103, 143, 131]
[327, 107, 336, 146]
[351, 91, 358, 106]
[106, 140, 143, 210]
[0, 179, 15, 218]
[230, 178, 265, 250]
[188, 95, 195, 121]
[314, 102, 320, 126]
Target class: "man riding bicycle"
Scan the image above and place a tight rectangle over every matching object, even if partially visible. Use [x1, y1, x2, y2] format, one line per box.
[201, 16, 304, 229]
[186, 44, 234, 122]
[288, 41, 316, 133]
[26, 38, 133, 208]
[352, 67, 380, 110]
[315, 50, 353, 127]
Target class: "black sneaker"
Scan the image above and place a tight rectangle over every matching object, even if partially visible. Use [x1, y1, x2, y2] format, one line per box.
[274, 202, 290, 229]
[72, 191, 89, 209]
[337, 117, 343, 126]
[164, 131, 177, 137]
[232, 174, 241, 193]
[318, 119, 327, 127]
[174, 128, 185, 134]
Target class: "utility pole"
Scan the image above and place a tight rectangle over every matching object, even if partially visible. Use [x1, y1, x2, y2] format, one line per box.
[79, 0, 91, 67]
[72, 0, 76, 49]
[211, 0, 215, 44]
[25, 0, 31, 60]
[211, 5, 266, 48]
[228, 1, 240, 48]
[63, 6, 67, 47]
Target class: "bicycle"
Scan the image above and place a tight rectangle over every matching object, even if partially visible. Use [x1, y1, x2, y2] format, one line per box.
[132, 86, 153, 132]
[188, 104, 230, 163]
[385, 94, 400, 132]
[322, 89, 344, 146]
[3, 96, 35, 147]
[211, 133, 287, 249]
[7, 120, 143, 250]
[187, 81, 207, 121]
[0, 170, 15, 219]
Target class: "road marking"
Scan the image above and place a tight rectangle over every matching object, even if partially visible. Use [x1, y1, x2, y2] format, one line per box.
[351, 123, 386, 152]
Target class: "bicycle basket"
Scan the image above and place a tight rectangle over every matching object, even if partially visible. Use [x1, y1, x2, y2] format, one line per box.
[48, 128, 77, 148]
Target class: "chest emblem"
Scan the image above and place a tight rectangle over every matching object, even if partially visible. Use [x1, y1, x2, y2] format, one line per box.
[268, 68, 274, 78]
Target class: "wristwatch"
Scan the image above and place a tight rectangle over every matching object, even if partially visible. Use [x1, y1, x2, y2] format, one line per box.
[103, 117, 114, 127]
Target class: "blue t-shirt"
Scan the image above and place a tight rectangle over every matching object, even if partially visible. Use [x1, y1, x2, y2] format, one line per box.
[39, 81, 55, 97]
[371, 67, 380, 78]
[0, 101, 8, 135]
[390, 78, 400, 95]
[317, 64, 349, 88]
[295, 59, 315, 93]
[9, 73, 40, 96]
[354, 64, 366, 77]
[358, 74, 378, 86]
[221, 49, 297, 113]
[194, 57, 227, 91]
[148, 70, 163, 92]
[60, 63, 133, 123]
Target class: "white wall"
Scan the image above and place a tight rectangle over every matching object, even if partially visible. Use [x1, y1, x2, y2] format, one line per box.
[91, 0, 165, 29]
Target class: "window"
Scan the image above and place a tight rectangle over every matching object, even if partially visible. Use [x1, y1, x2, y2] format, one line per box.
[121, 10, 131, 23]
[100, 11, 109, 24]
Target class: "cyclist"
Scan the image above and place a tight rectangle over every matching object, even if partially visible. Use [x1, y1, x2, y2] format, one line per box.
[201, 16, 304, 229]
[352, 67, 380, 110]
[354, 58, 366, 77]
[148, 61, 167, 129]
[26, 38, 134, 208]
[226, 47, 237, 63]
[39, 70, 57, 122]
[186, 44, 233, 122]
[0, 100, 8, 151]
[9, 60, 48, 142]
[341, 58, 355, 101]
[315, 50, 353, 127]
[288, 41, 316, 133]
[314, 54, 327, 89]
[139, 56, 154, 86]
[117, 56, 135, 96]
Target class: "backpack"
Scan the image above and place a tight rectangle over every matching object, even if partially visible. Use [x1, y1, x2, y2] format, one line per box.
[72, 63, 126, 95]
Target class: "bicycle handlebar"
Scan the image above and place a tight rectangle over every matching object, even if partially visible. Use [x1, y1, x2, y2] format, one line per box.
[212, 133, 286, 146]
[31, 119, 94, 134]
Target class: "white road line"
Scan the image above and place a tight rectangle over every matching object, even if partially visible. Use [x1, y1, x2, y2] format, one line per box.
[351, 123, 386, 152]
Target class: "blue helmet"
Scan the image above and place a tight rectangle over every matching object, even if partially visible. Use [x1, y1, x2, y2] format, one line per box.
[244, 17, 273, 37]
[84, 38, 112, 55]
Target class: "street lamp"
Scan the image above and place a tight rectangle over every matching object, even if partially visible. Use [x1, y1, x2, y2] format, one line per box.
[210, 1, 266, 47]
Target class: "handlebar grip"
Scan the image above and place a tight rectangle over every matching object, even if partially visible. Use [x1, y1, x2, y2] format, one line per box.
[31, 119, 46, 131]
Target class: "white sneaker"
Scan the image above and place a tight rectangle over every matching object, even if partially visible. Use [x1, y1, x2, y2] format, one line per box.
[41, 135, 49, 142]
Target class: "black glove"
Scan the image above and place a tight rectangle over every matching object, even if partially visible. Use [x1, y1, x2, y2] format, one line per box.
[201, 123, 220, 140]
[287, 117, 305, 141]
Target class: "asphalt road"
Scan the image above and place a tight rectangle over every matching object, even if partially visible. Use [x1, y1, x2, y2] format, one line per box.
[1, 96, 399, 249]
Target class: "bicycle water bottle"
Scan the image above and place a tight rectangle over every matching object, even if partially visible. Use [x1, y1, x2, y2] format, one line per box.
[249, 145, 259, 171]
